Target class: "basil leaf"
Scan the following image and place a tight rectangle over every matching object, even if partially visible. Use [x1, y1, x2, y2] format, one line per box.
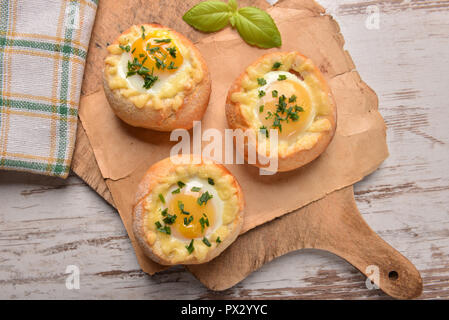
[229, 15, 236, 27]
[183, 1, 232, 32]
[234, 7, 282, 48]
[228, 0, 238, 12]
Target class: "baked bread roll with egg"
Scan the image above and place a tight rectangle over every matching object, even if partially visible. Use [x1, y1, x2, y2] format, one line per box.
[226, 52, 337, 172]
[103, 24, 211, 131]
[133, 155, 244, 265]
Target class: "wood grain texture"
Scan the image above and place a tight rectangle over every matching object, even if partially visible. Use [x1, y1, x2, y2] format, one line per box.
[187, 186, 422, 299]
[1, 0, 449, 299]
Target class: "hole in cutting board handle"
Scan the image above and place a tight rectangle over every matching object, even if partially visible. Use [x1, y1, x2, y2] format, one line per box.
[388, 270, 399, 280]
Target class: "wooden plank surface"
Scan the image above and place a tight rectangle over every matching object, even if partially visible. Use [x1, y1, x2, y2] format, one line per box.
[1, 0, 449, 299]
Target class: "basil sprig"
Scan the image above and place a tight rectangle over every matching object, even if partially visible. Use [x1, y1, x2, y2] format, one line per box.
[183, 0, 281, 49]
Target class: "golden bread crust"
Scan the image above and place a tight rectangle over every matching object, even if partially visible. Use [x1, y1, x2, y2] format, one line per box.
[132, 155, 244, 265]
[103, 24, 211, 131]
[226, 52, 337, 172]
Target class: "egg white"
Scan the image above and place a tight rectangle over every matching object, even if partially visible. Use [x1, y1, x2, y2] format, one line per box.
[162, 177, 223, 243]
[117, 48, 190, 94]
[255, 70, 317, 139]
[260, 70, 300, 89]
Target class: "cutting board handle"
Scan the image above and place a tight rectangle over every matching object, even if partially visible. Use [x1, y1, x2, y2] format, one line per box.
[307, 187, 422, 299]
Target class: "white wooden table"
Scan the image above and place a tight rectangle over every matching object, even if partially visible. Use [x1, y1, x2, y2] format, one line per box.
[0, 0, 448, 299]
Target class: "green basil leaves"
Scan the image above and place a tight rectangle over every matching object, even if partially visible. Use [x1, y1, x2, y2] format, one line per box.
[183, 0, 282, 49]
[182, 1, 233, 33]
[233, 6, 282, 48]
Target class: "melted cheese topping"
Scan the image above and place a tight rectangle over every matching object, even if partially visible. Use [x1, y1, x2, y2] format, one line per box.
[105, 25, 204, 111]
[231, 52, 333, 157]
[142, 162, 240, 264]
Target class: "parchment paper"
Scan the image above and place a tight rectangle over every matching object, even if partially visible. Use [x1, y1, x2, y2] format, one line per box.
[79, 5, 388, 276]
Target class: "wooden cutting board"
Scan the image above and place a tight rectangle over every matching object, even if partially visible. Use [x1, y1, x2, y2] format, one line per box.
[72, 0, 422, 299]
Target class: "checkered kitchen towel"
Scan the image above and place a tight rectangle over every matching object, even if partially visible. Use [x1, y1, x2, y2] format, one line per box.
[0, 0, 97, 178]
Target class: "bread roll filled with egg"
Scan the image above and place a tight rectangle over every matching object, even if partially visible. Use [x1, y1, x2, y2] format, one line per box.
[226, 52, 337, 172]
[103, 24, 211, 131]
[133, 155, 244, 265]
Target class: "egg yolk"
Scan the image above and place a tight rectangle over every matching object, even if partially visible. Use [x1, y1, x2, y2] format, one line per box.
[131, 30, 183, 75]
[169, 193, 215, 239]
[259, 79, 312, 140]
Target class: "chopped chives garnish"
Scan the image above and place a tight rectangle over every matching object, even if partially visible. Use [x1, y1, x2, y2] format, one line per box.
[155, 221, 170, 234]
[163, 214, 177, 225]
[154, 38, 171, 43]
[278, 74, 287, 81]
[186, 239, 194, 254]
[197, 191, 213, 206]
[119, 44, 130, 52]
[272, 61, 282, 69]
[184, 215, 193, 226]
[167, 46, 176, 58]
[199, 213, 209, 233]
[202, 237, 211, 247]
[178, 201, 190, 215]
[257, 78, 267, 86]
[167, 61, 178, 70]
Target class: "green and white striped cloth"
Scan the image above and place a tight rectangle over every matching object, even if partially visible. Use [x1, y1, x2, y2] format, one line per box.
[0, 0, 97, 178]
